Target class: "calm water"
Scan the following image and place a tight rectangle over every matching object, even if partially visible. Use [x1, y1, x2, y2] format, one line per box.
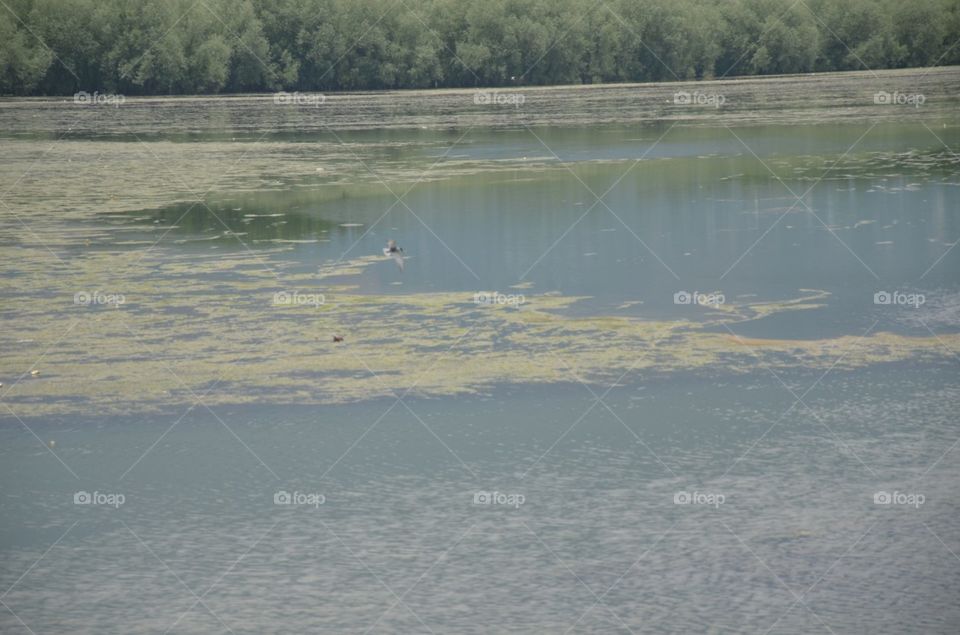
[2, 69, 959, 633]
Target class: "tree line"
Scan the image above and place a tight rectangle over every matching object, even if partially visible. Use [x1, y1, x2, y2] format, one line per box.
[2, 0, 958, 96]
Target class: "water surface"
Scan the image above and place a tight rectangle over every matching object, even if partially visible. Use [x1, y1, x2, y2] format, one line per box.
[1, 68, 959, 633]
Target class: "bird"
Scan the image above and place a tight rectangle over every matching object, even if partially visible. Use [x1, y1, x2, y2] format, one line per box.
[383, 239, 404, 271]
[332, 335, 344, 343]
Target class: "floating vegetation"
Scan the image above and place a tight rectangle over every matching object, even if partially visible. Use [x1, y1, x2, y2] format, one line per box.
[1, 250, 957, 418]
[2, 71, 959, 417]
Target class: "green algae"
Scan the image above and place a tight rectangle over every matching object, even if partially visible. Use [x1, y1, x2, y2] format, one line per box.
[2, 251, 957, 418]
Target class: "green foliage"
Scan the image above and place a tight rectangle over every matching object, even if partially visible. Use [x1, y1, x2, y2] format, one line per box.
[0, 0, 957, 95]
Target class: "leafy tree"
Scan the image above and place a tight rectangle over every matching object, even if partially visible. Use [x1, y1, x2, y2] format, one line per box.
[0, 0, 957, 95]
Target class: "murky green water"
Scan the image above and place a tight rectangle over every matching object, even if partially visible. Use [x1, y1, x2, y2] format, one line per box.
[1, 68, 959, 633]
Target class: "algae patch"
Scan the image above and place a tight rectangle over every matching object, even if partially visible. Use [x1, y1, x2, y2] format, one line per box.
[1, 254, 956, 418]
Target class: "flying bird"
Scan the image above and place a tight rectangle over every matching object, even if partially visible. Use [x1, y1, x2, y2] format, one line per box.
[383, 239, 404, 271]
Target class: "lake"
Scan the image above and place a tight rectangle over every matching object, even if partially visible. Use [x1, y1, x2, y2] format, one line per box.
[1, 68, 959, 633]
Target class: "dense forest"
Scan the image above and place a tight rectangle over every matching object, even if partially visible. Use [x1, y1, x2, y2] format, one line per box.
[2, 0, 959, 95]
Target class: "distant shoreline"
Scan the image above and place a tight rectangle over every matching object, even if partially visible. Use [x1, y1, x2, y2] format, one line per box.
[3, 65, 957, 101]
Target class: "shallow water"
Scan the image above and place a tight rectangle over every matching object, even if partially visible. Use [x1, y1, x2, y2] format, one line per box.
[1, 68, 959, 633]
